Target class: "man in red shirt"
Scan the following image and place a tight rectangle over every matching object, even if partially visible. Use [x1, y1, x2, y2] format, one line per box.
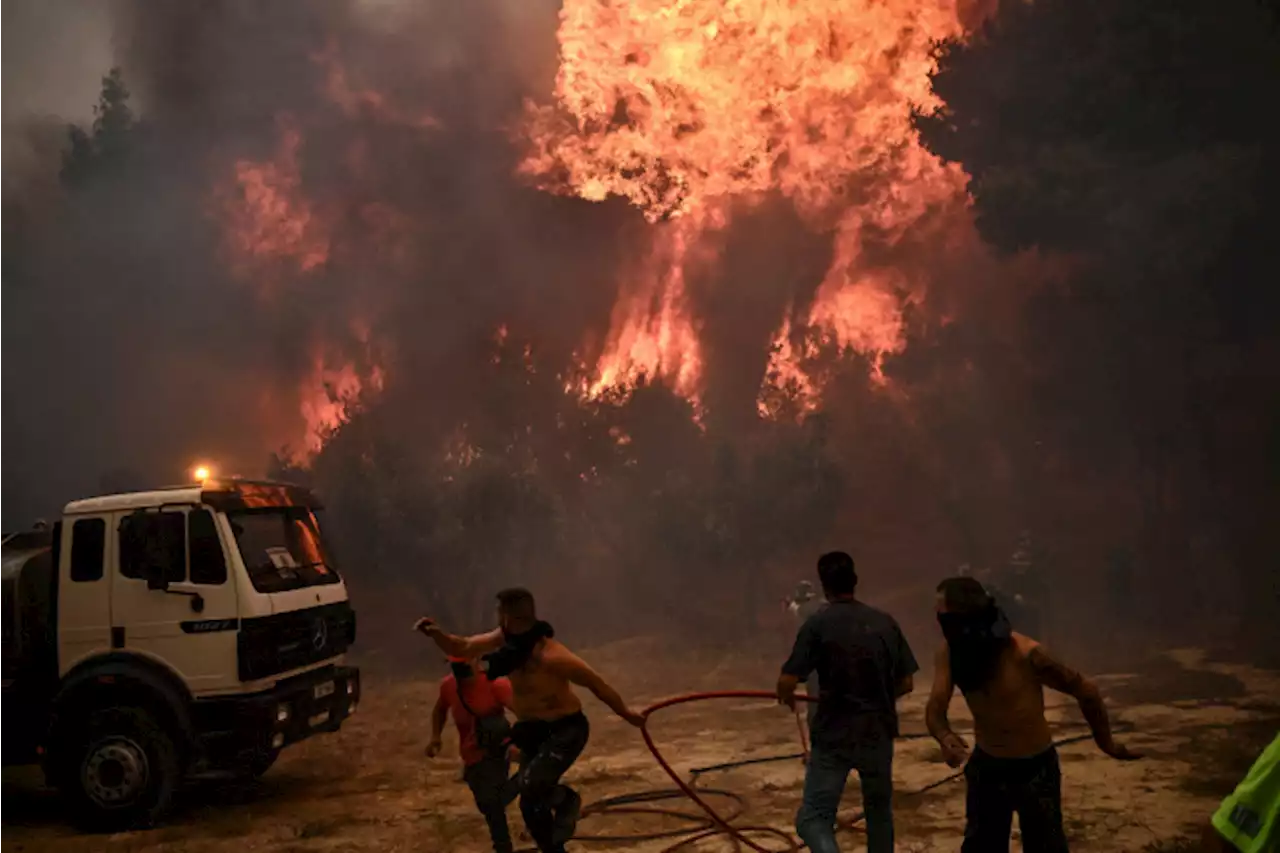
[427, 656, 517, 853]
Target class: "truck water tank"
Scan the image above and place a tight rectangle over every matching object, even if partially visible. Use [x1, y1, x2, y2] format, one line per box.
[0, 537, 54, 686]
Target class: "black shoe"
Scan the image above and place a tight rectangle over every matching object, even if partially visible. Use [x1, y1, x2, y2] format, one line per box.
[551, 787, 581, 846]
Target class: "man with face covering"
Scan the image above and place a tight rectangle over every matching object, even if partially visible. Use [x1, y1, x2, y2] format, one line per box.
[415, 588, 645, 853]
[427, 656, 517, 853]
[926, 576, 1142, 852]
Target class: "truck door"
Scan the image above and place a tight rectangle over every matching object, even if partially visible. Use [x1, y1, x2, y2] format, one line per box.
[111, 507, 240, 694]
[58, 516, 112, 675]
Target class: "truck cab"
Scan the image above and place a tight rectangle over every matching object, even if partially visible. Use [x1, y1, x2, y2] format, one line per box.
[1, 479, 360, 829]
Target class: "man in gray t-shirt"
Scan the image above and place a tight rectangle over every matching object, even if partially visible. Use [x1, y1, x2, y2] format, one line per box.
[777, 553, 919, 853]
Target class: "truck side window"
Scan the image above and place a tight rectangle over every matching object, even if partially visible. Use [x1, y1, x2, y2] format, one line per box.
[188, 510, 227, 585]
[119, 512, 186, 583]
[70, 518, 106, 582]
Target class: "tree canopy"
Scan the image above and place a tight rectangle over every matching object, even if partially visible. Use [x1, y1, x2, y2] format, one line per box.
[914, 0, 1280, 639]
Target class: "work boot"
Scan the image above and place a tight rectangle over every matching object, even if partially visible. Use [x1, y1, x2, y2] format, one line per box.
[551, 785, 581, 846]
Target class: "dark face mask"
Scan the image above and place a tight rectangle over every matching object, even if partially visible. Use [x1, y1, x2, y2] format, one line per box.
[483, 620, 555, 678]
[936, 606, 1011, 645]
[937, 605, 1012, 692]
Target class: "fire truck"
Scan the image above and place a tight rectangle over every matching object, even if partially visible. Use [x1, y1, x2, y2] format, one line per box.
[2, 479, 360, 829]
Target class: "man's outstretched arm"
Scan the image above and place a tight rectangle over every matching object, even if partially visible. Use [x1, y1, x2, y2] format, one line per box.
[925, 646, 968, 767]
[1028, 644, 1142, 760]
[413, 617, 504, 659]
[550, 650, 645, 727]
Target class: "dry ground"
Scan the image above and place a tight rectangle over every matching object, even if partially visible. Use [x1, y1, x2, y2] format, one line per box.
[4, 642, 1277, 853]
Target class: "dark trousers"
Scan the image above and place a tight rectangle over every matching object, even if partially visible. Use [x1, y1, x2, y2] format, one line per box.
[463, 754, 516, 853]
[512, 712, 591, 853]
[962, 746, 1068, 853]
[796, 742, 895, 853]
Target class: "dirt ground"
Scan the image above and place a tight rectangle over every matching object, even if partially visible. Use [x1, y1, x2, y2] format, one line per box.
[4, 641, 1278, 853]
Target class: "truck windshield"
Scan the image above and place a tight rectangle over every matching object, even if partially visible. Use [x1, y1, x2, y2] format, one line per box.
[226, 507, 341, 594]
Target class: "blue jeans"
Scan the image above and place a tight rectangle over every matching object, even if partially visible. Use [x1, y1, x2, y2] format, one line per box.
[797, 744, 895, 853]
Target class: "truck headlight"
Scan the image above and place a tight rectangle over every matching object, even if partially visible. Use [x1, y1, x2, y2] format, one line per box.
[276, 703, 291, 723]
[271, 733, 285, 749]
[346, 681, 355, 696]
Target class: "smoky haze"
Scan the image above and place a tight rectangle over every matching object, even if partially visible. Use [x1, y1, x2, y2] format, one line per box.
[3, 0, 1276, 665]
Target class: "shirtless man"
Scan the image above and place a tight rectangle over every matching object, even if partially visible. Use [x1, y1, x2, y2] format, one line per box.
[415, 588, 644, 853]
[925, 576, 1141, 852]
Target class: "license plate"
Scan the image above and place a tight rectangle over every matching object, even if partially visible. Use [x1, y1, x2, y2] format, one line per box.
[313, 681, 335, 699]
[309, 710, 331, 727]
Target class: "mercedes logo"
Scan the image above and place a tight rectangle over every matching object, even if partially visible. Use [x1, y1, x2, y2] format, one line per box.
[311, 618, 328, 652]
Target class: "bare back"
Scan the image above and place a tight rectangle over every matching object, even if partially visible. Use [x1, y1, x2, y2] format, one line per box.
[506, 638, 584, 722]
[959, 632, 1054, 758]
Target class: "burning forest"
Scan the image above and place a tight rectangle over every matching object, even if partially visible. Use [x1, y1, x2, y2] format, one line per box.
[4, 1, 1280, 851]
[4, 0, 1279, 652]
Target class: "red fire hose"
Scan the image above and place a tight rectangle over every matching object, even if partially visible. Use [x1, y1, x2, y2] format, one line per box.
[637, 690, 816, 853]
[606, 689, 1103, 853]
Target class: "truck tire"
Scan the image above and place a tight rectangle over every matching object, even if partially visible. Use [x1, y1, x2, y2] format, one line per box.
[60, 706, 180, 831]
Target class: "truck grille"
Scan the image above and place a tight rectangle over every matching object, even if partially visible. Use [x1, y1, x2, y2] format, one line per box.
[238, 602, 356, 682]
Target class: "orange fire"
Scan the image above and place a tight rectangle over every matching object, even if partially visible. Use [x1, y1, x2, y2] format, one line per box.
[522, 0, 971, 412]
[579, 213, 711, 405]
[217, 112, 396, 462]
[298, 346, 386, 457]
[220, 116, 331, 278]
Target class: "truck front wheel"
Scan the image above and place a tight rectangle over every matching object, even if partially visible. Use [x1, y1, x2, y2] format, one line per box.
[61, 707, 180, 831]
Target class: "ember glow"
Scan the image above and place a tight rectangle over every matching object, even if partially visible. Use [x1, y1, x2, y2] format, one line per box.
[220, 117, 331, 278]
[298, 349, 385, 456]
[522, 0, 970, 410]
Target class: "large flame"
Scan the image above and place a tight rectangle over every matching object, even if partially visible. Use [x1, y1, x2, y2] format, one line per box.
[522, 0, 970, 410]
[579, 212, 712, 404]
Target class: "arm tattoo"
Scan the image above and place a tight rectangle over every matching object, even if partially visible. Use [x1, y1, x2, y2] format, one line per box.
[1028, 647, 1086, 696]
[1030, 647, 1116, 750]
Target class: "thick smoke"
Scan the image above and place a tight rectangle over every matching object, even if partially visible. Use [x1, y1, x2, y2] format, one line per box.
[0, 1, 1064, 642]
[7, 0, 1266, 659]
[3, 0, 619, 519]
